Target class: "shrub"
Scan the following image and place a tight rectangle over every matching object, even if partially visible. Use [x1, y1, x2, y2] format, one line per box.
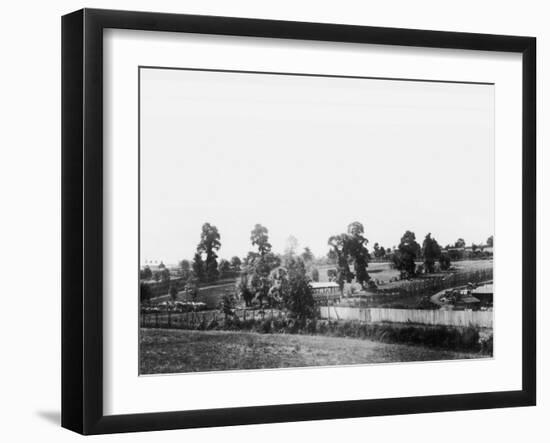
[260, 319, 273, 334]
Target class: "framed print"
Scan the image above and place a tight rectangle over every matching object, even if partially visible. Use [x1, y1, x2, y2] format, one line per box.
[61, 8, 536, 435]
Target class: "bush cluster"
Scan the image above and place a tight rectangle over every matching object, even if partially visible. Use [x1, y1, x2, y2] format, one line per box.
[161, 315, 492, 355]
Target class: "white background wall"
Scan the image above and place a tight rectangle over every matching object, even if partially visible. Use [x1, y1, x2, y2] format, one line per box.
[0, 1, 546, 441]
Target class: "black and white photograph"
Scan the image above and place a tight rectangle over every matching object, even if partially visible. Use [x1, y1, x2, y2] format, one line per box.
[139, 67, 495, 375]
[0, 0, 545, 440]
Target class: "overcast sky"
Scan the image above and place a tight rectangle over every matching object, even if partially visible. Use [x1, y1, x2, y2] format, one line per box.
[140, 68, 494, 265]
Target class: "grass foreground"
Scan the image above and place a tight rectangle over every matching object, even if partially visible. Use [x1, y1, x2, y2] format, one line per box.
[140, 328, 482, 374]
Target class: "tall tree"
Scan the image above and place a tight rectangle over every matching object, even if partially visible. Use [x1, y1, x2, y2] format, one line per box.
[487, 235, 494, 247]
[250, 224, 272, 256]
[395, 230, 421, 277]
[197, 223, 221, 282]
[241, 225, 280, 306]
[328, 233, 353, 292]
[455, 238, 466, 248]
[346, 222, 370, 287]
[422, 233, 442, 273]
[328, 221, 371, 292]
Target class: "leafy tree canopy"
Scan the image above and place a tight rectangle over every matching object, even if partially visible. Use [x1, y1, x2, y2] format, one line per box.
[250, 224, 272, 256]
[328, 221, 371, 291]
[422, 233, 442, 273]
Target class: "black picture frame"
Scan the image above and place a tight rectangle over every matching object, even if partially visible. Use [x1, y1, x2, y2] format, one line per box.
[62, 8, 536, 435]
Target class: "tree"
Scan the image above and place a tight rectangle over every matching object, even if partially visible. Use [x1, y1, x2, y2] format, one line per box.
[218, 259, 231, 277]
[237, 276, 254, 307]
[422, 233, 442, 273]
[197, 222, 221, 282]
[301, 247, 314, 263]
[346, 222, 370, 287]
[328, 233, 353, 292]
[185, 274, 199, 301]
[221, 290, 237, 318]
[160, 268, 171, 283]
[179, 259, 191, 279]
[152, 271, 160, 282]
[487, 235, 494, 247]
[373, 243, 386, 259]
[250, 224, 272, 256]
[328, 221, 371, 292]
[230, 256, 242, 273]
[192, 252, 205, 282]
[439, 253, 451, 271]
[169, 284, 178, 302]
[395, 230, 421, 277]
[140, 265, 153, 281]
[326, 248, 338, 264]
[278, 257, 315, 320]
[239, 225, 281, 307]
[140, 282, 152, 305]
[455, 238, 466, 248]
[311, 267, 320, 282]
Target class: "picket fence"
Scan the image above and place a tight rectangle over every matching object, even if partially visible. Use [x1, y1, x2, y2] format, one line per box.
[319, 306, 492, 328]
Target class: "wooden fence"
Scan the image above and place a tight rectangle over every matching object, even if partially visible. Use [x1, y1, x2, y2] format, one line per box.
[140, 308, 287, 329]
[319, 306, 493, 328]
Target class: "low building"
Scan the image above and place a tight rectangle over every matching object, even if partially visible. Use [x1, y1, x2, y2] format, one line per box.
[455, 295, 481, 309]
[310, 281, 340, 295]
[472, 283, 493, 306]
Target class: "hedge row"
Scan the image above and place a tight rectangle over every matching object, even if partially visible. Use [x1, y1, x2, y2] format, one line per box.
[168, 316, 493, 355]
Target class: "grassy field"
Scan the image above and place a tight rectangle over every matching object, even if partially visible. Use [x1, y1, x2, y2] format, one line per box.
[140, 328, 480, 374]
